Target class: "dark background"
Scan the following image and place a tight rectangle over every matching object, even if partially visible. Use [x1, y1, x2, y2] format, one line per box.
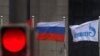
[69, 0, 99, 56]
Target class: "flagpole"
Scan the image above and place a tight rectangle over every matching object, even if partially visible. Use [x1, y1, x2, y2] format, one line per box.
[32, 16, 40, 56]
[0, 15, 3, 56]
[62, 16, 68, 56]
[32, 16, 35, 28]
[0, 16, 3, 26]
[29, 16, 35, 56]
[98, 16, 100, 56]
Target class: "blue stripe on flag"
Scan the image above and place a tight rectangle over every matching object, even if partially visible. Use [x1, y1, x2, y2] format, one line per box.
[36, 27, 65, 34]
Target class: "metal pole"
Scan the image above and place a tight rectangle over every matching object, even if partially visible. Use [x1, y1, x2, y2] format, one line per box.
[0, 15, 3, 56]
[32, 15, 37, 56]
[62, 16, 68, 56]
[98, 16, 100, 56]
[0, 16, 3, 25]
[27, 0, 30, 55]
[27, 0, 30, 19]
[32, 16, 35, 28]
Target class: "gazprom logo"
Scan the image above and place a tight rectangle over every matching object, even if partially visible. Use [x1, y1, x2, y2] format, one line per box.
[74, 24, 96, 38]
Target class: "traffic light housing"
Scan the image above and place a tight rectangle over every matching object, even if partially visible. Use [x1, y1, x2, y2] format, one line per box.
[1, 25, 30, 56]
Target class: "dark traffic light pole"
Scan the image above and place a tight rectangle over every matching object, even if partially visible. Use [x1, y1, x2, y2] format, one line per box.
[27, 0, 30, 19]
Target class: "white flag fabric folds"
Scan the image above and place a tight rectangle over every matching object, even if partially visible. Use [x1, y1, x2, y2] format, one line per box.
[70, 20, 99, 42]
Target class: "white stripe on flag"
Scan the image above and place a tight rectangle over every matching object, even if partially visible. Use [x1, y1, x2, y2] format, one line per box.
[37, 21, 65, 27]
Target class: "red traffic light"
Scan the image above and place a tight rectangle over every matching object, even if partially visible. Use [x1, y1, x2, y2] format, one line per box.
[2, 28, 26, 52]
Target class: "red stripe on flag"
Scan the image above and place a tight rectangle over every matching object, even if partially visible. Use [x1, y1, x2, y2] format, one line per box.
[37, 33, 64, 42]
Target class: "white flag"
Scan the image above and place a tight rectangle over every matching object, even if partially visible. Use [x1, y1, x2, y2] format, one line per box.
[70, 20, 98, 42]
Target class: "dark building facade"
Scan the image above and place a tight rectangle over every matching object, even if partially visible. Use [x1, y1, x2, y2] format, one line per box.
[0, 0, 67, 56]
[69, 0, 99, 56]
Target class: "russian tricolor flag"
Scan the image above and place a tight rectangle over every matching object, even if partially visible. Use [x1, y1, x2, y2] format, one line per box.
[36, 21, 65, 42]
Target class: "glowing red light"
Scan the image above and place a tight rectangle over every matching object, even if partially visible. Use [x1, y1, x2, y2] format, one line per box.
[2, 28, 26, 52]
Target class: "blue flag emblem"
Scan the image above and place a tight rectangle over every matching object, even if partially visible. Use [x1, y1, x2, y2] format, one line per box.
[74, 24, 96, 38]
